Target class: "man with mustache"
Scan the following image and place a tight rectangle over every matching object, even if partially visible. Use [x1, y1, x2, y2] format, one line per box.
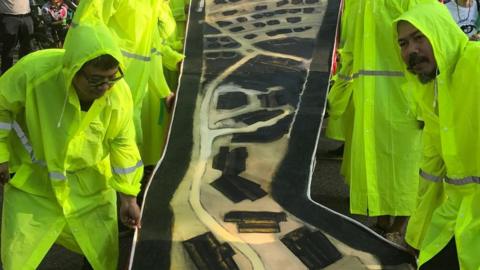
[396, 2, 480, 269]
[406, 52, 437, 83]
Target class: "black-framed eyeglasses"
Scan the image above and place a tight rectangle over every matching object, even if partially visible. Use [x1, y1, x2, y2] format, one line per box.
[80, 67, 124, 88]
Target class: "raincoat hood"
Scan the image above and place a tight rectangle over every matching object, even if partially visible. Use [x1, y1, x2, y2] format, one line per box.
[392, 2, 469, 136]
[393, 2, 468, 83]
[394, 2, 480, 178]
[62, 23, 124, 89]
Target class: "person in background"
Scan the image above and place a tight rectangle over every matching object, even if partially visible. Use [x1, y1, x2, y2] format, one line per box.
[0, 23, 143, 269]
[444, 0, 480, 40]
[71, 0, 175, 186]
[0, 0, 34, 74]
[395, 2, 480, 269]
[322, 0, 350, 161]
[140, 0, 185, 178]
[325, 0, 435, 244]
[41, 0, 70, 47]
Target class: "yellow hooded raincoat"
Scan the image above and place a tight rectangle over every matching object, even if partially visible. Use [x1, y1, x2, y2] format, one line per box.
[394, 3, 480, 269]
[169, 0, 188, 48]
[325, 0, 355, 142]
[71, 0, 173, 153]
[0, 23, 143, 270]
[141, 1, 186, 166]
[326, 0, 434, 216]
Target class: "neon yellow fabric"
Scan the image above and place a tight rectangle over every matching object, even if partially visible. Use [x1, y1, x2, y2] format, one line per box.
[394, 2, 480, 269]
[159, 0, 185, 64]
[404, 131, 446, 249]
[141, 86, 170, 166]
[324, 117, 347, 141]
[169, 0, 187, 22]
[401, 77, 445, 250]
[71, 0, 173, 146]
[326, 0, 354, 122]
[328, 0, 433, 216]
[140, 1, 186, 166]
[0, 23, 143, 270]
[325, 0, 354, 141]
[158, 0, 185, 89]
[169, 0, 187, 46]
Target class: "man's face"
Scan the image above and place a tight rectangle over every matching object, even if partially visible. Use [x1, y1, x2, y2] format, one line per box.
[397, 21, 437, 84]
[73, 64, 122, 104]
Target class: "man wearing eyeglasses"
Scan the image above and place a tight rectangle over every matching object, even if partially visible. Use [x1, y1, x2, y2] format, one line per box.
[0, 22, 143, 270]
[71, 0, 175, 158]
[75, 63, 124, 110]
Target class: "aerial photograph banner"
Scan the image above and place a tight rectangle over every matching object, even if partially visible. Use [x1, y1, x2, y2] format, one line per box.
[129, 0, 416, 269]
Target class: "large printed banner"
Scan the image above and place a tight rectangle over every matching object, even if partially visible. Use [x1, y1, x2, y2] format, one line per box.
[129, 0, 415, 269]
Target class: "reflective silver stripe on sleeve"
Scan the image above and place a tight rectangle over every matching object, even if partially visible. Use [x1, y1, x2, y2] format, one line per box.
[12, 122, 46, 165]
[337, 73, 352, 81]
[0, 122, 12, 130]
[112, 160, 143, 175]
[336, 70, 404, 82]
[12, 121, 35, 160]
[121, 50, 151, 62]
[352, 70, 404, 78]
[420, 169, 443, 182]
[49, 171, 66, 181]
[33, 159, 47, 166]
[445, 176, 480, 185]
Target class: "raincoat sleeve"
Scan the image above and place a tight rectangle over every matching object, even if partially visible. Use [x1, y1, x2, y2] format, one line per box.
[170, 0, 187, 23]
[72, 0, 120, 26]
[157, 2, 185, 71]
[108, 83, 143, 196]
[0, 64, 28, 163]
[150, 27, 174, 99]
[160, 44, 185, 72]
[400, 79, 422, 121]
[326, 1, 354, 119]
[326, 45, 354, 119]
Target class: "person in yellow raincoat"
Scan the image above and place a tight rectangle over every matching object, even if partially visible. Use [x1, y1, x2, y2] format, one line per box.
[326, 0, 434, 239]
[322, 0, 352, 159]
[0, 23, 143, 270]
[71, 0, 174, 158]
[159, 0, 185, 90]
[141, 0, 185, 168]
[395, 2, 480, 269]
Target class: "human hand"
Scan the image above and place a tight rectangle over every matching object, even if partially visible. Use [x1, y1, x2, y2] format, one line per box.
[118, 193, 141, 229]
[0, 162, 10, 186]
[165, 92, 176, 113]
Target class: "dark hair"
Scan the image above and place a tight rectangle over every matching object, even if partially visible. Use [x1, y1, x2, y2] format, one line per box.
[83, 54, 119, 70]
